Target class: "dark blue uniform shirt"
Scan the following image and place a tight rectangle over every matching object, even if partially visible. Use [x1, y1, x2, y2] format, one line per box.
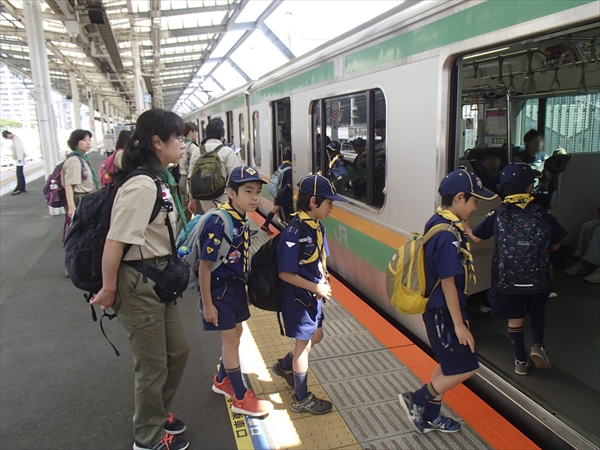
[277, 219, 329, 301]
[423, 214, 468, 310]
[199, 211, 247, 280]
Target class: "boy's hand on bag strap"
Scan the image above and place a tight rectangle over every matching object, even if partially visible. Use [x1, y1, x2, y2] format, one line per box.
[90, 287, 116, 311]
[455, 324, 476, 353]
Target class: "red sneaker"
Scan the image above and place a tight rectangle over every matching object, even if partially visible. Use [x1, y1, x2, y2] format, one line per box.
[231, 390, 273, 417]
[261, 225, 274, 235]
[212, 375, 235, 399]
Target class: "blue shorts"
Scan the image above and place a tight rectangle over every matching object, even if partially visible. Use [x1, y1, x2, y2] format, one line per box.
[199, 278, 250, 331]
[491, 290, 548, 319]
[423, 308, 479, 376]
[282, 293, 324, 341]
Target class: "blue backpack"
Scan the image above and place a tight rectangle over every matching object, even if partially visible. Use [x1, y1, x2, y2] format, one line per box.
[494, 205, 552, 295]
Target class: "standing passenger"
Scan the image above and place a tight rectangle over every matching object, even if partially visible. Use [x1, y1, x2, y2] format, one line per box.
[261, 147, 294, 233]
[90, 110, 191, 450]
[400, 168, 497, 433]
[180, 122, 199, 222]
[271, 175, 347, 414]
[2, 130, 27, 195]
[200, 166, 274, 417]
[63, 129, 100, 223]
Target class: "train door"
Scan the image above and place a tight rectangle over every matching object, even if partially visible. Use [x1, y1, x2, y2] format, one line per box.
[271, 98, 291, 172]
[252, 111, 261, 166]
[226, 111, 234, 145]
[238, 113, 246, 163]
[450, 23, 600, 444]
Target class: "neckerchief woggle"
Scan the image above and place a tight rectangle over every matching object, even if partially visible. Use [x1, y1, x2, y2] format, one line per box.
[503, 194, 534, 209]
[435, 206, 476, 284]
[218, 201, 249, 272]
[71, 150, 100, 190]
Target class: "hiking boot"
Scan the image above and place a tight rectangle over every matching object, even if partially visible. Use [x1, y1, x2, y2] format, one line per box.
[530, 345, 551, 369]
[271, 359, 294, 388]
[584, 268, 600, 284]
[290, 392, 333, 415]
[515, 358, 532, 376]
[212, 375, 235, 399]
[231, 390, 273, 417]
[422, 414, 462, 433]
[164, 412, 186, 435]
[133, 433, 189, 450]
[398, 392, 424, 433]
[261, 224, 274, 235]
[566, 261, 587, 276]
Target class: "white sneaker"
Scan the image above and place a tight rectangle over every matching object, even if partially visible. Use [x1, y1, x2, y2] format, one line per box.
[584, 268, 600, 284]
[548, 292, 558, 299]
[566, 261, 587, 276]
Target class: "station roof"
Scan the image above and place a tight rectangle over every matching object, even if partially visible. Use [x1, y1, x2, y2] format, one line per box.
[0, 0, 402, 115]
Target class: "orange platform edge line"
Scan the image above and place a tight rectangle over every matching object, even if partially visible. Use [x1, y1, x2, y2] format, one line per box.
[247, 211, 539, 449]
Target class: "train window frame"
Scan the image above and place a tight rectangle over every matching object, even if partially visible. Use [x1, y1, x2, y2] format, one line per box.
[271, 97, 292, 173]
[251, 110, 261, 166]
[310, 88, 387, 210]
[226, 111, 234, 144]
[238, 112, 246, 162]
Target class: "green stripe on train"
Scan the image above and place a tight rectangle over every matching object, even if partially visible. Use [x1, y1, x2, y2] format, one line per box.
[322, 216, 396, 274]
[249, 62, 335, 104]
[345, 0, 595, 74]
[203, 96, 246, 116]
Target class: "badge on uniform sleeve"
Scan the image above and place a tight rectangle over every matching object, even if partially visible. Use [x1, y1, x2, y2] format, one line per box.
[209, 233, 214, 239]
[206, 247, 214, 254]
[214, 238, 221, 245]
[286, 242, 296, 248]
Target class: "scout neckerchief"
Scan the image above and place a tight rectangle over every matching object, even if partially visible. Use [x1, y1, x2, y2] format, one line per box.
[328, 154, 341, 170]
[157, 167, 189, 238]
[435, 206, 476, 283]
[296, 210, 327, 277]
[503, 194, 534, 210]
[282, 160, 292, 166]
[218, 201, 249, 271]
[71, 150, 100, 189]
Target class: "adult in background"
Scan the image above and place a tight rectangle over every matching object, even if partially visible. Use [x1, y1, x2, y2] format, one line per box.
[188, 119, 241, 215]
[514, 129, 546, 171]
[2, 130, 27, 195]
[180, 122, 199, 222]
[103, 129, 116, 156]
[90, 109, 191, 450]
[63, 129, 100, 223]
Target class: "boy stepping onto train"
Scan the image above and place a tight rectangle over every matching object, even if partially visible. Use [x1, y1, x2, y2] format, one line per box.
[400, 168, 496, 433]
[199, 166, 274, 417]
[271, 175, 347, 414]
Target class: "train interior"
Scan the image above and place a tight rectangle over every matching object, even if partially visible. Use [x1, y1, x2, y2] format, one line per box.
[454, 23, 600, 445]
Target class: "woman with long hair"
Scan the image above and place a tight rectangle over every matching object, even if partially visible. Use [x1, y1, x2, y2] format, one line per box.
[90, 109, 191, 450]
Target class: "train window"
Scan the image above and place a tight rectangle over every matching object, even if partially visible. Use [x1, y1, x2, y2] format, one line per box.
[252, 111, 261, 166]
[200, 120, 206, 141]
[311, 89, 386, 208]
[451, 24, 600, 443]
[238, 113, 246, 162]
[226, 111, 234, 144]
[272, 98, 291, 171]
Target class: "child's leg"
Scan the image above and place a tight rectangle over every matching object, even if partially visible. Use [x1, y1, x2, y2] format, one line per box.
[262, 206, 281, 228]
[292, 338, 312, 400]
[280, 314, 324, 370]
[508, 317, 528, 362]
[219, 324, 247, 400]
[218, 324, 245, 380]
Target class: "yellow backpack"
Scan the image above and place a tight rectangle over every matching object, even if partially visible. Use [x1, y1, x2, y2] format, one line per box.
[386, 223, 460, 315]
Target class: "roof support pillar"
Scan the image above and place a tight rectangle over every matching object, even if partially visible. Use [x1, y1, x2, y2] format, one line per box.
[23, 0, 61, 215]
[151, 0, 163, 109]
[87, 88, 98, 152]
[70, 71, 81, 129]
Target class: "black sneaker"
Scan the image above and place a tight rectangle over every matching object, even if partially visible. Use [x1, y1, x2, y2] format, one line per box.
[164, 412, 186, 435]
[422, 414, 461, 433]
[290, 392, 333, 415]
[271, 359, 294, 388]
[133, 433, 189, 450]
[398, 392, 424, 433]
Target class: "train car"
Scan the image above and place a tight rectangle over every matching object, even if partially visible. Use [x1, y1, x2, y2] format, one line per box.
[185, 1, 600, 447]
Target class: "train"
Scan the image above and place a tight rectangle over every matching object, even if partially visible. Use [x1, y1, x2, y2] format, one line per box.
[184, 1, 600, 448]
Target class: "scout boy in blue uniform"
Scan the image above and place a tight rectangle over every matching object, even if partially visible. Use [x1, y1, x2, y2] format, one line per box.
[400, 168, 497, 434]
[271, 175, 347, 414]
[262, 147, 294, 233]
[199, 166, 273, 417]
[466, 163, 567, 375]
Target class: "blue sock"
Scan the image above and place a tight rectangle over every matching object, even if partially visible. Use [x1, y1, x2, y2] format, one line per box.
[226, 367, 247, 400]
[293, 371, 308, 400]
[508, 326, 528, 362]
[530, 313, 545, 348]
[422, 399, 442, 421]
[217, 359, 227, 383]
[413, 383, 439, 406]
[281, 351, 293, 370]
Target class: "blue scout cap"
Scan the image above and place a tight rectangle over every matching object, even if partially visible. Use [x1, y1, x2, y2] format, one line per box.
[298, 174, 348, 202]
[228, 166, 267, 184]
[327, 141, 341, 152]
[439, 167, 497, 200]
[282, 147, 292, 161]
[500, 163, 535, 191]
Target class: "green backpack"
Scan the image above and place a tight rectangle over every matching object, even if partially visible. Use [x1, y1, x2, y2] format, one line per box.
[189, 144, 226, 200]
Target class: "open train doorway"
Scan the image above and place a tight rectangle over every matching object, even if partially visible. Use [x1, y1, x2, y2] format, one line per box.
[226, 111, 234, 145]
[271, 98, 291, 172]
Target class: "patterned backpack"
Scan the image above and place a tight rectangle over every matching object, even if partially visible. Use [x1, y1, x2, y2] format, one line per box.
[43, 154, 84, 207]
[494, 205, 552, 295]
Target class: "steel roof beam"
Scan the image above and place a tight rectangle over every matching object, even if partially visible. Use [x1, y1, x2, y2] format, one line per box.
[209, 75, 226, 91]
[259, 23, 294, 60]
[140, 39, 212, 50]
[137, 3, 235, 19]
[227, 57, 251, 82]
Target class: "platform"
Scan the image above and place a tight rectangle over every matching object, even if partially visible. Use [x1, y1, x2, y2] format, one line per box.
[0, 153, 537, 449]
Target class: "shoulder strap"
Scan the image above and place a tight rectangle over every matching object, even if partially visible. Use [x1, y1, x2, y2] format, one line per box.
[422, 223, 461, 252]
[214, 144, 226, 155]
[281, 166, 292, 173]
